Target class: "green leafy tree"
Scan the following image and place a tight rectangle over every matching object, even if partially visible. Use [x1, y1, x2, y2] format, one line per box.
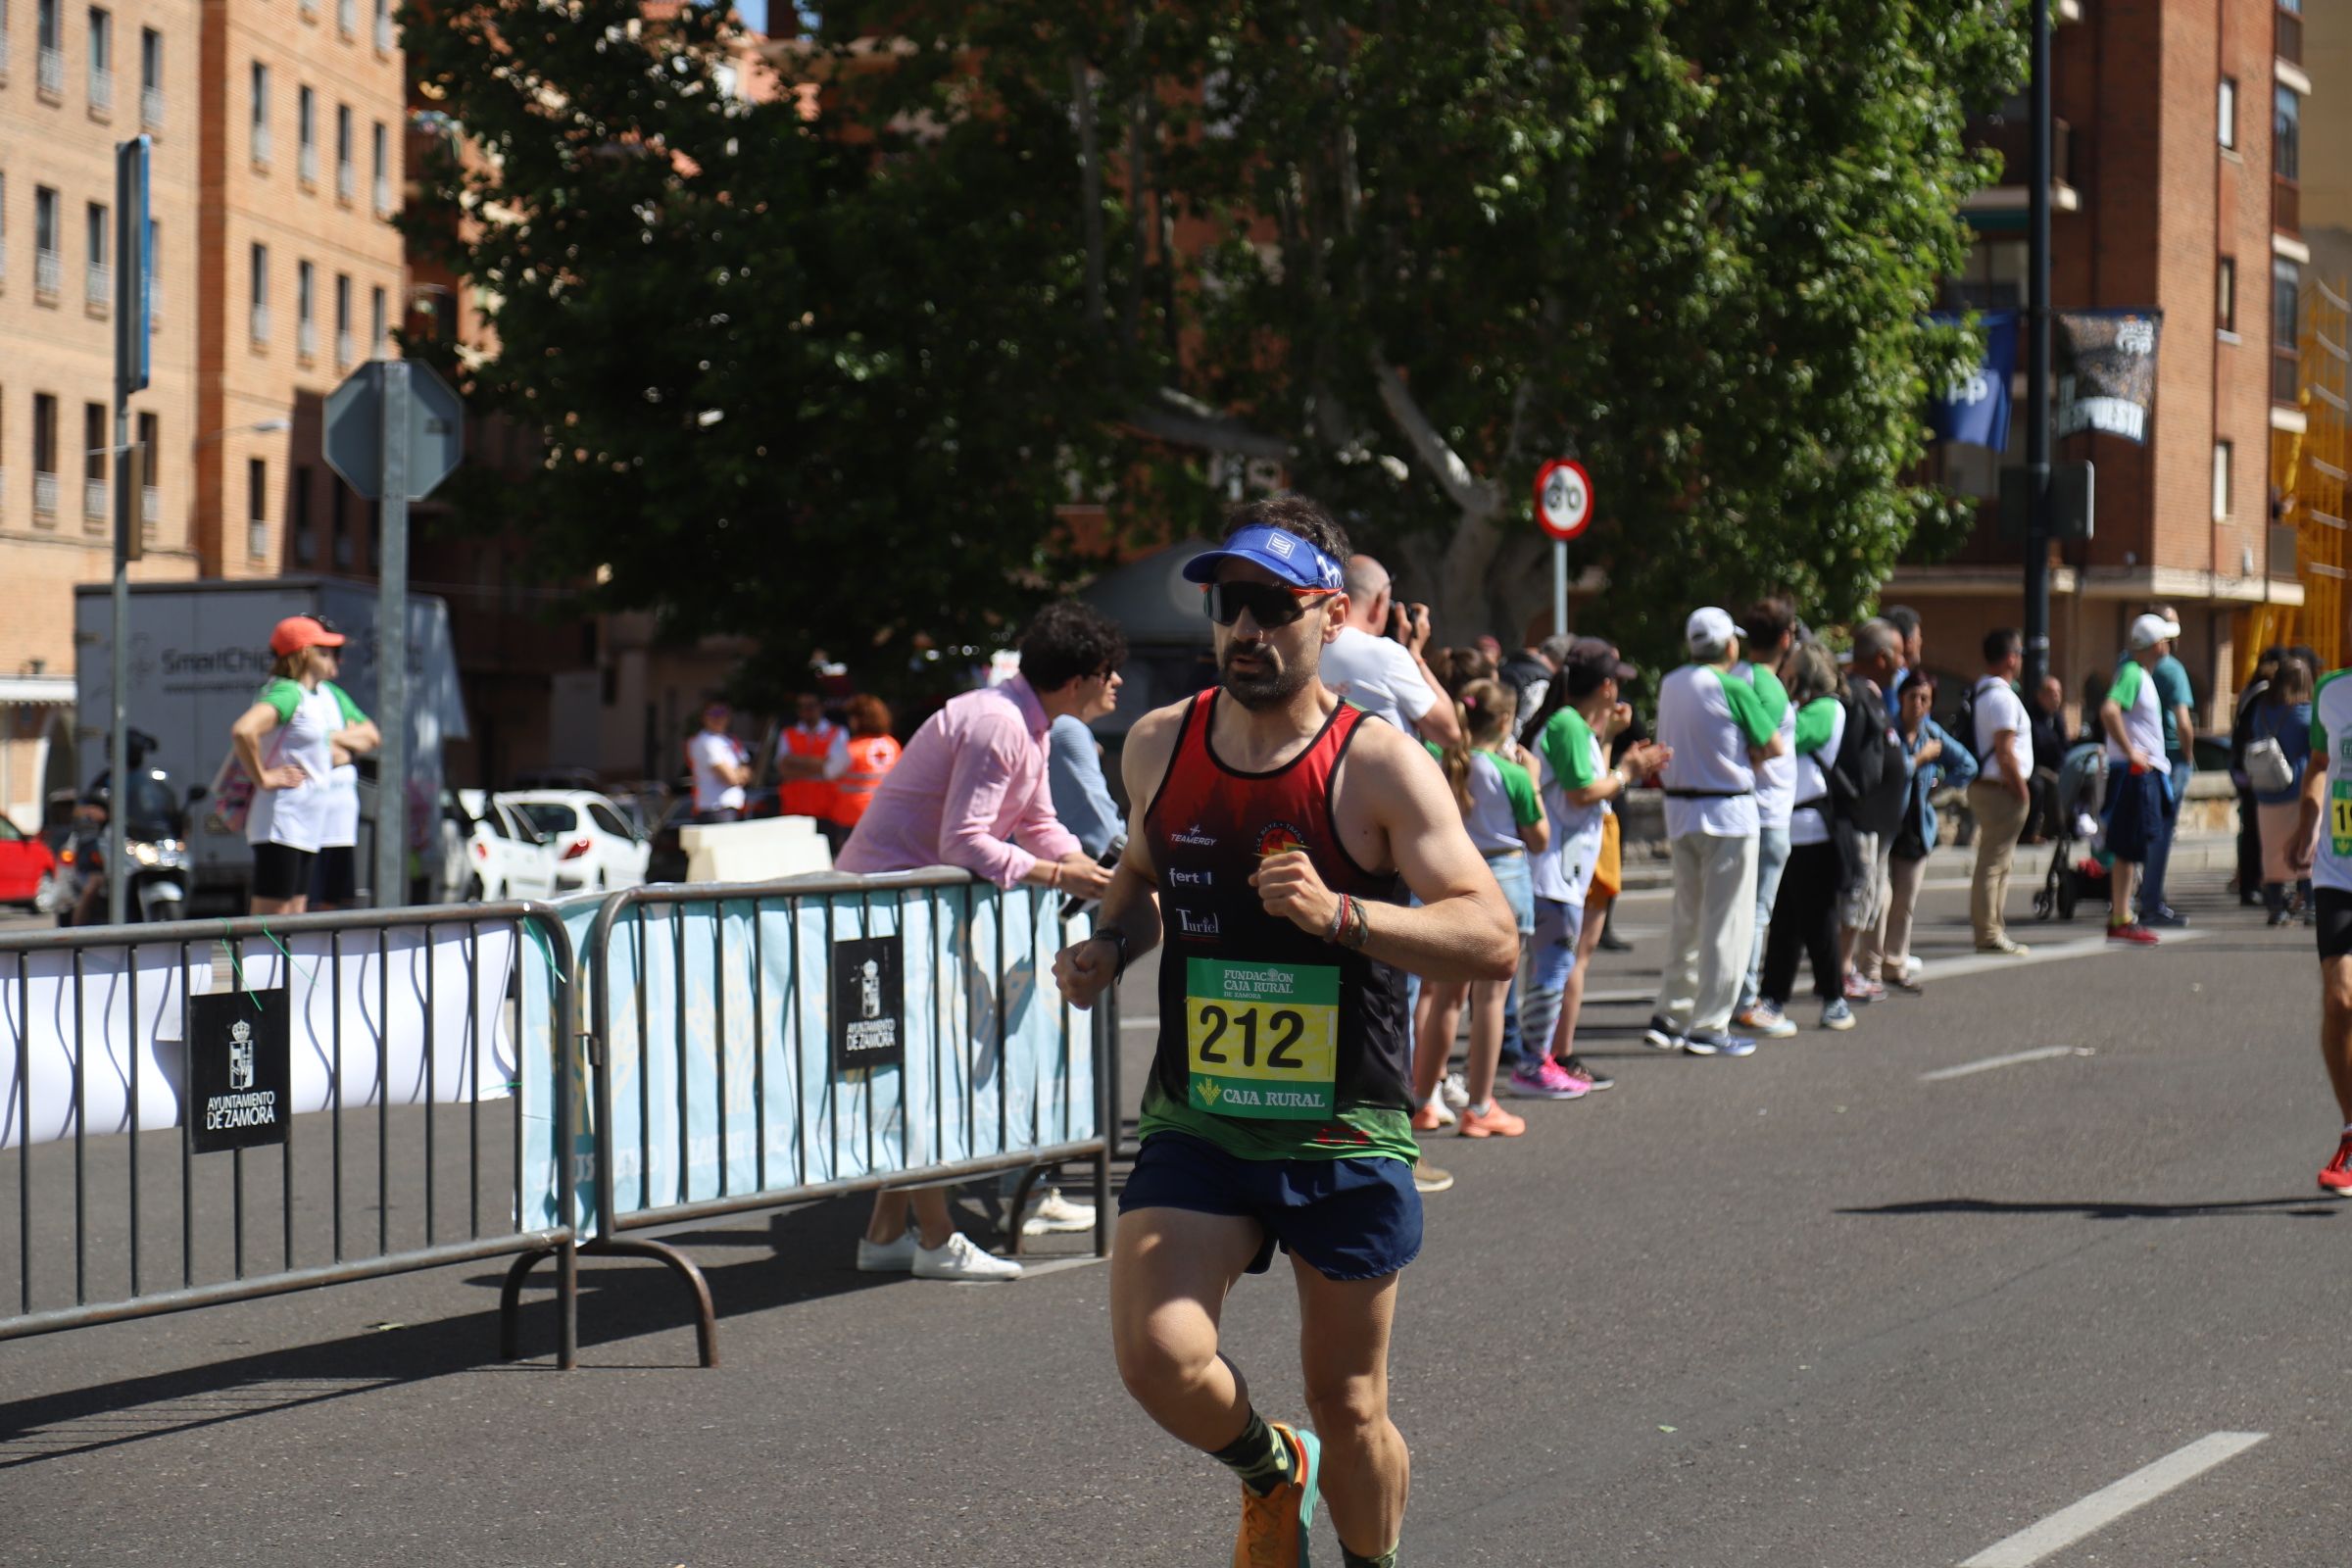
[841, 0, 2023, 666]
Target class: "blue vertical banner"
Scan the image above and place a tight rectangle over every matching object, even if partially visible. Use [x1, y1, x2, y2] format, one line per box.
[1927, 309, 2017, 451]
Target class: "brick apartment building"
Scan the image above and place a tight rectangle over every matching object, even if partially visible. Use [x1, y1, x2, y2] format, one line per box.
[1890, 0, 2319, 734]
[0, 0, 406, 824]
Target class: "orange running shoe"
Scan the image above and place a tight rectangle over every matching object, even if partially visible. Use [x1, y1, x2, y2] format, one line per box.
[1457, 1102, 1527, 1138]
[2321, 1132, 2352, 1196]
[1233, 1422, 1320, 1567]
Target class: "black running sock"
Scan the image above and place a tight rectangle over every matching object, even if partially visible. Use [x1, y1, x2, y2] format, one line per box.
[1208, 1408, 1295, 1496]
[1341, 1546, 1398, 1568]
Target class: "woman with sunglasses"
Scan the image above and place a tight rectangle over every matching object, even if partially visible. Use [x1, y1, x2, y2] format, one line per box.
[1053, 495, 1515, 1568]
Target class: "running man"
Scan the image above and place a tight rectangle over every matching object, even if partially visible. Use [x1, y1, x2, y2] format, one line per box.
[2287, 656, 2352, 1192]
[1054, 495, 1516, 1568]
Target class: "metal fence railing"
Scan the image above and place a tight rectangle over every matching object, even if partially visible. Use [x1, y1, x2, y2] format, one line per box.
[508, 870, 1113, 1366]
[0, 903, 582, 1365]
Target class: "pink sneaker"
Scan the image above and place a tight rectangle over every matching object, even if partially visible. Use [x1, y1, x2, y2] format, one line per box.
[1506, 1058, 1592, 1101]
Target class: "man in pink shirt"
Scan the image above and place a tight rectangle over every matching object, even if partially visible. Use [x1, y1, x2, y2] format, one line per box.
[838, 601, 1123, 1279]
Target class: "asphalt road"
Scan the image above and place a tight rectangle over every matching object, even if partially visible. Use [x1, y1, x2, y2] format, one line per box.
[4, 855, 2347, 1567]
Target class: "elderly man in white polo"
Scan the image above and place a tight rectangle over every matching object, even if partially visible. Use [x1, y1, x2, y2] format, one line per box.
[1643, 608, 1788, 1057]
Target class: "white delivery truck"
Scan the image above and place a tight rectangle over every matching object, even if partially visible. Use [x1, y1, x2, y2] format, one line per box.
[74, 577, 469, 908]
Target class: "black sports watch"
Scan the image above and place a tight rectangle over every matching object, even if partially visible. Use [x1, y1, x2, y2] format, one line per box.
[1093, 926, 1131, 978]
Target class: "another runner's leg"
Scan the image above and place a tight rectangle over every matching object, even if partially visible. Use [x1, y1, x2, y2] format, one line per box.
[1110, 1207, 1283, 1464]
[1294, 1256, 1408, 1564]
[2320, 956, 2352, 1192]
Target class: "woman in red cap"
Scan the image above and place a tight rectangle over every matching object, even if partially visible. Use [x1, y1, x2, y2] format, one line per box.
[228, 614, 356, 914]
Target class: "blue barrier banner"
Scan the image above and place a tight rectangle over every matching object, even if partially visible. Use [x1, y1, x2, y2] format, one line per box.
[1928, 309, 2017, 451]
[526, 879, 1096, 1236]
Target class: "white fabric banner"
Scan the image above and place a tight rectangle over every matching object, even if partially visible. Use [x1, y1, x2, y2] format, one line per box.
[1, 924, 519, 1151]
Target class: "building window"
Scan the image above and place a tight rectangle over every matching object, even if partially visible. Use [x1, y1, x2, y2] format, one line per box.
[139, 26, 162, 127]
[136, 410, 159, 539]
[250, 61, 270, 164]
[2213, 441, 2233, 521]
[84, 200, 109, 310]
[37, 0, 59, 49]
[2218, 257, 2237, 334]
[2220, 77, 2237, 150]
[371, 121, 389, 213]
[32, 392, 59, 520]
[82, 401, 107, 524]
[33, 183, 60, 299]
[2275, 85, 2300, 181]
[292, 464, 314, 565]
[370, 284, 386, 354]
[297, 84, 316, 184]
[335, 104, 353, 200]
[86, 5, 111, 110]
[247, 457, 268, 559]
[2276, 257, 2304, 403]
[250, 241, 269, 342]
[297, 259, 316, 358]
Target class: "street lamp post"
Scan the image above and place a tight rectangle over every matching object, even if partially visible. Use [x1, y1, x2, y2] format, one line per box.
[2023, 0, 2054, 693]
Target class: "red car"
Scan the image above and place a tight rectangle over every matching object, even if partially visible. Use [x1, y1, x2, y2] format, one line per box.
[0, 814, 59, 907]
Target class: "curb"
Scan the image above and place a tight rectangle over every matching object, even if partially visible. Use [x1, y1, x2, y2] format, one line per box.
[1613, 831, 2242, 894]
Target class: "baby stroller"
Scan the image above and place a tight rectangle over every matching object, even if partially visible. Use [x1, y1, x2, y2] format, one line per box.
[2033, 742, 2112, 921]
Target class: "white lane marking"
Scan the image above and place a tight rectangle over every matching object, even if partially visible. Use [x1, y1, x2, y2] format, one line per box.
[1920, 1045, 2087, 1082]
[1912, 926, 2209, 984]
[1958, 1431, 2269, 1567]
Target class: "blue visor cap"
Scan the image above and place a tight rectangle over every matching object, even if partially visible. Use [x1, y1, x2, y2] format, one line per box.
[1181, 526, 1346, 591]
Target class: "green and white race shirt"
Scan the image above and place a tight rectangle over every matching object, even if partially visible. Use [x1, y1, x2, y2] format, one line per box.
[2104, 661, 2172, 776]
[2312, 669, 2352, 894]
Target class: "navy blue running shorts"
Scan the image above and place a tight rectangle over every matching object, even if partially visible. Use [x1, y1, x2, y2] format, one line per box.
[1118, 1131, 1422, 1282]
[2102, 767, 2167, 864]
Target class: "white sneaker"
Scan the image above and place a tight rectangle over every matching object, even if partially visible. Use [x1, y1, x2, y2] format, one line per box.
[1420, 1095, 1457, 1128]
[855, 1231, 917, 1273]
[1020, 1187, 1097, 1236]
[1440, 1071, 1470, 1110]
[913, 1231, 1023, 1281]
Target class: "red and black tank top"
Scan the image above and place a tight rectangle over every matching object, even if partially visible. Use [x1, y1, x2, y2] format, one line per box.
[1142, 691, 1413, 1122]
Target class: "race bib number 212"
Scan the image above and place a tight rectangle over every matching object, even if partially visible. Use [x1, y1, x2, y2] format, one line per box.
[2331, 778, 2352, 859]
[1185, 959, 1340, 1119]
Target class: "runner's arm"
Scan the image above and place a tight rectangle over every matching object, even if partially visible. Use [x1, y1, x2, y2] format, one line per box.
[1256, 724, 1514, 982]
[2290, 752, 2326, 874]
[1054, 707, 1176, 1008]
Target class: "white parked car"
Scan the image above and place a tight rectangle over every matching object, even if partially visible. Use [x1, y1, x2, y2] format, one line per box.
[455, 789, 560, 903]
[505, 790, 652, 893]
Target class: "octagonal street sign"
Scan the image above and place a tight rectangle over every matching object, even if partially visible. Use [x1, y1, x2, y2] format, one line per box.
[324, 359, 466, 501]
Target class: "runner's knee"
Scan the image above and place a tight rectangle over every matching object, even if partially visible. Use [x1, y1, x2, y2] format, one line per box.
[1113, 1313, 1221, 1402]
[1301, 1371, 1388, 1438]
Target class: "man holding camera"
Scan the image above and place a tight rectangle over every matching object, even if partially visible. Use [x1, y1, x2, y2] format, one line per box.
[1318, 555, 1461, 745]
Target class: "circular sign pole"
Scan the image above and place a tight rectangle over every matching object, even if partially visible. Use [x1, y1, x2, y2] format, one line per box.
[1534, 459, 1593, 639]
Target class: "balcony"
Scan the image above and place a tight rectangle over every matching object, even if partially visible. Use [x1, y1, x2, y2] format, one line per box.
[141, 84, 162, 129]
[299, 0, 318, 19]
[38, 43, 63, 97]
[33, 471, 59, 520]
[2278, 177, 2300, 238]
[34, 247, 61, 300]
[337, 163, 354, 203]
[2279, 5, 2302, 66]
[141, 484, 159, 534]
[0, 29, 11, 79]
[375, 13, 393, 51]
[373, 174, 392, 216]
[335, 329, 354, 368]
[253, 123, 272, 168]
[298, 144, 318, 187]
[83, 478, 107, 524]
[298, 319, 317, 361]
[1962, 114, 2080, 226]
[338, 0, 356, 35]
[86, 259, 111, 313]
[251, 303, 271, 345]
[88, 62, 111, 116]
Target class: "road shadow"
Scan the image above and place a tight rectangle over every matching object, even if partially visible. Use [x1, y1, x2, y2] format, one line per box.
[0, 1183, 1114, 1468]
[1838, 1195, 2344, 1221]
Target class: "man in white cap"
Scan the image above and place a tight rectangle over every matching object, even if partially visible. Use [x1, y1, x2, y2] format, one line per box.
[1643, 608, 1788, 1055]
[2097, 612, 2181, 946]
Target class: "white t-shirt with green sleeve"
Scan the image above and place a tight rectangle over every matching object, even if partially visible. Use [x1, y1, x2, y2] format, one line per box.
[244, 676, 345, 852]
[319, 680, 369, 850]
[1534, 707, 1607, 906]
[2104, 662, 2172, 776]
[2312, 669, 2352, 894]
[1653, 663, 1782, 839]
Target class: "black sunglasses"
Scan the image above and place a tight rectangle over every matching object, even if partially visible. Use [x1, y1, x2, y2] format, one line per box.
[1203, 582, 1340, 629]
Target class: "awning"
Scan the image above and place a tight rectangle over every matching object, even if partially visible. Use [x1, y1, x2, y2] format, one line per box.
[0, 676, 76, 706]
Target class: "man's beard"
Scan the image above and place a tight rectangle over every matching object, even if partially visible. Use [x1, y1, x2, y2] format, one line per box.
[1220, 642, 1314, 710]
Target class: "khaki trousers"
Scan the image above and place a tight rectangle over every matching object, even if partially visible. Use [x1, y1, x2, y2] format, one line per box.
[1968, 780, 2032, 947]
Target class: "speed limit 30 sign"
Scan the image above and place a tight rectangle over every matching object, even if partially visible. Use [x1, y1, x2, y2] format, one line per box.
[1535, 460, 1592, 541]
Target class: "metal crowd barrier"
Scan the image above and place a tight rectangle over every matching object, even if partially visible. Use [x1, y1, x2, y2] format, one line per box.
[0, 902, 583, 1366]
[501, 869, 1114, 1367]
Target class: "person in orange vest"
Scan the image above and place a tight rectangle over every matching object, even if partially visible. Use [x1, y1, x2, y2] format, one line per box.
[775, 691, 850, 851]
[831, 694, 903, 842]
